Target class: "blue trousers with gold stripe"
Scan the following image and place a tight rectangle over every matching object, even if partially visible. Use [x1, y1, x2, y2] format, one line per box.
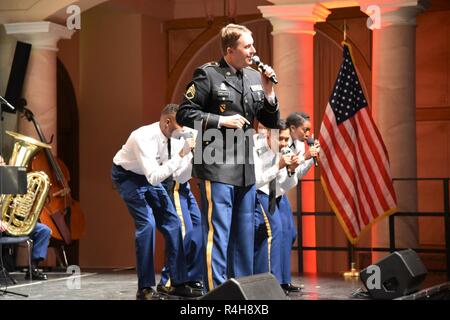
[111, 164, 188, 290]
[254, 191, 282, 284]
[198, 181, 255, 291]
[279, 194, 297, 285]
[159, 181, 204, 286]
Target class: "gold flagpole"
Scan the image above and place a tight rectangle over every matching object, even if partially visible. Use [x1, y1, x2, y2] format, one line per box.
[341, 18, 359, 279]
[344, 19, 347, 41]
[343, 242, 359, 278]
[341, 20, 349, 47]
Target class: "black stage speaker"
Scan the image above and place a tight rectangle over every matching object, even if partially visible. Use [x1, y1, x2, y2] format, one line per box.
[200, 273, 288, 300]
[360, 249, 427, 300]
[3, 41, 31, 113]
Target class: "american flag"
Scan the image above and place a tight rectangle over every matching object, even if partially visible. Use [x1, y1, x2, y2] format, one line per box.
[318, 43, 397, 244]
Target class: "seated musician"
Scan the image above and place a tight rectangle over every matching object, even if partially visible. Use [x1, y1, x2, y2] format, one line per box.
[0, 155, 50, 280]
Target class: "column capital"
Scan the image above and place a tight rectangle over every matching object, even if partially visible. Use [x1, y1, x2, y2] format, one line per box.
[4, 21, 74, 51]
[258, 3, 331, 35]
[359, 0, 430, 28]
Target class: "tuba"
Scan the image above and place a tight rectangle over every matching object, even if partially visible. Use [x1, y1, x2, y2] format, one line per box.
[0, 131, 51, 236]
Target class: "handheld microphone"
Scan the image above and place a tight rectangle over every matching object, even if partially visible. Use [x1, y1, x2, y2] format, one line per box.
[281, 147, 294, 176]
[307, 137, 319, 167]
[281, 147, 292, 156]
[179, 131, 194, 140]
[173, 130, 194, 140]
[179, 131, 195, 154]
[252, 55, 278, 84]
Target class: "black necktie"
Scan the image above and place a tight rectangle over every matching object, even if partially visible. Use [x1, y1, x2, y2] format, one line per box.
[162, 138, 174, 197]
[236, 69, 244, 93]
[167, 138, 171, 159]
[289, 142, 295, 151]
[268, 155, 277, 215]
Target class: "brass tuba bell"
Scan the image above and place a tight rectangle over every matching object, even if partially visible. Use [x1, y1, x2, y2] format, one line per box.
[0, 131, 51, 236]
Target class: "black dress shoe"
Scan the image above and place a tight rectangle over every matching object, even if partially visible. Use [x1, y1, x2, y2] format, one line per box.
[156, 284, 171, 294]
[281, 283, 301, 293]
[136, 287, 162, 300]
[25, 269, 48, 281]
[171, 282, 204, 298]
[187, 281, 204, 290]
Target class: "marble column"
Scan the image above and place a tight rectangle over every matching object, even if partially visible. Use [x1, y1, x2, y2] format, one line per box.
[4, 22, 74, 152]
[359, 0, 429, 262]
[259, 2, 331, 273]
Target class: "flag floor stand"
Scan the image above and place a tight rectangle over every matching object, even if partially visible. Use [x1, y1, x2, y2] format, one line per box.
[343, 262, 360, 278]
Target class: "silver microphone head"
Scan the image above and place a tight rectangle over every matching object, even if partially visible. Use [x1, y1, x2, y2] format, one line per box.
[281, 147, 292, 155]
[180, 131, 194, 139]
[172, 129, 193, 140]
[251, 55, 261, 66]
[306, 137, 315, 146]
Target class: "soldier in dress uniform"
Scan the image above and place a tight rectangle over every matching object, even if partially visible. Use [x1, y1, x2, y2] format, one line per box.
[252, 120, 299, 288]
[279, 111, 320, 293]
[111, 104, 202, 299]
[157, 126, 204, 295]
[176, 24, 280, 291]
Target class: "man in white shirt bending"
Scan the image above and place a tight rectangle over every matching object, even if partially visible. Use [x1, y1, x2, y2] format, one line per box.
[111, 104, 201, 300]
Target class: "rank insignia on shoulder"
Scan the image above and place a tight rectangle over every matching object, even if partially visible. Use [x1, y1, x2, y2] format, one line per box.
[185, 83, 196, 100]
[201, 61, 219, 69]
[220, 103, 226, 113]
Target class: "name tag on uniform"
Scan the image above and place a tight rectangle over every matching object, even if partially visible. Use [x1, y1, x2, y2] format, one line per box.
[217, 90, 229, 97]
[250, 84, 263, 92]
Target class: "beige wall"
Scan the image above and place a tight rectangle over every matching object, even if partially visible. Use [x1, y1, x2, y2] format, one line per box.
[79, 5, 142, 268]
[416, 9, 450, 259]
[173, 0, 270, 19]
[65, 3, 168, 268]
[142, 16, 168, 122]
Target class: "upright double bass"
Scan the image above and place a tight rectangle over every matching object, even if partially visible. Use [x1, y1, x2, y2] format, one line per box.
[23, 108, 86, 245]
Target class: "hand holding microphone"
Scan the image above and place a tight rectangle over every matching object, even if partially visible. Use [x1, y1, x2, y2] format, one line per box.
[177, 130, 196, 157]
[280, 147, 295, 176]
[306, 137, 320, 167]
[178, 131, 194, 140]
[252, 55, 278, 85]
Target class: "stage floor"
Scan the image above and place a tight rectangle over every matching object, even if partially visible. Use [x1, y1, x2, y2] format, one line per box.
[0, 269, 447, 300]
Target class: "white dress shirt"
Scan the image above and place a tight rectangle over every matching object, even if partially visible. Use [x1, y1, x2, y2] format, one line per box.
[288, 136, 313, 179]
[170, 128, 197, 184]
[253, 134, 297, 197]
[113, 122, 184, 186]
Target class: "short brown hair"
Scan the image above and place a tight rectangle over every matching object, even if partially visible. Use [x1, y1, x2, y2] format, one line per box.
[220, 24, 252, 55]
